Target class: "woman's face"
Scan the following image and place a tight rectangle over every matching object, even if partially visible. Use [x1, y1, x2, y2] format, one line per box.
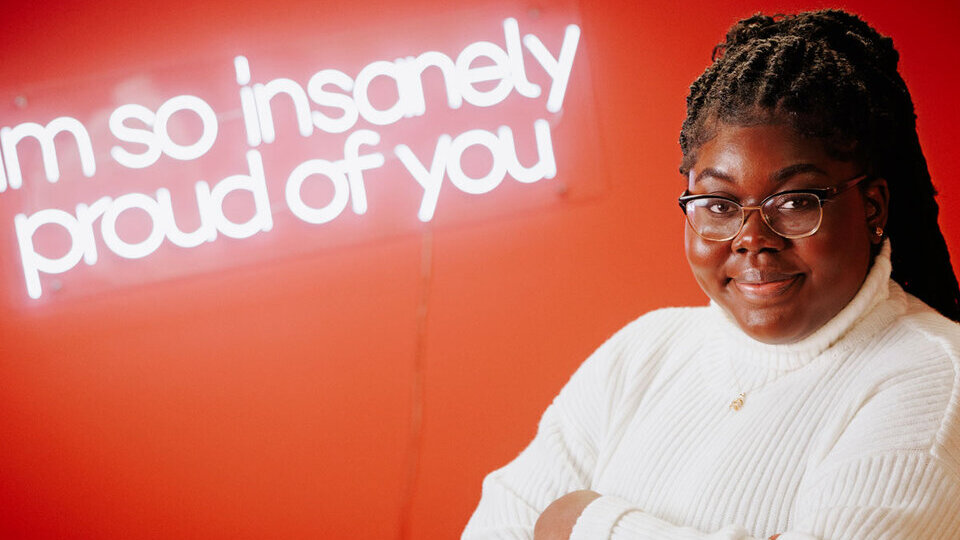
[684, 122, 887, 344]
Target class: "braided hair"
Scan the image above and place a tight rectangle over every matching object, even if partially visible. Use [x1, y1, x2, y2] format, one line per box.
[680, 9, 960, 322]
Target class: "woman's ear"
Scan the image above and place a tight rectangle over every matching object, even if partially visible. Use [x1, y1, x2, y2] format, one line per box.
[862, 177, 889, 244]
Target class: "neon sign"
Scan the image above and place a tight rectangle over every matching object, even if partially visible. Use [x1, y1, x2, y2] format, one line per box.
[1, 15, 589, 300]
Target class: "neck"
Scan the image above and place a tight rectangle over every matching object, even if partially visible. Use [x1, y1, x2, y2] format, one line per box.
[708, 239, 899, 370]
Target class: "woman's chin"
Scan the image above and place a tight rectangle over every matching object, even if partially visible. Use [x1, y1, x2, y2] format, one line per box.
[727, 305, 818, 345]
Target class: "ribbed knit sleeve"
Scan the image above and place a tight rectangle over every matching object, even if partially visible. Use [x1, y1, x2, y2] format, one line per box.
[462, 312, 678, 539]
[570, 437, 960, 539]
[567, 435, 960, 539]
[461, 340, 612, 539]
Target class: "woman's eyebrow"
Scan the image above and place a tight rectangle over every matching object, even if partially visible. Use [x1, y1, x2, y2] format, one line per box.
[693, 163, 829, 185]
[692, 168, 735, 184]
[771, 163, 829, 182]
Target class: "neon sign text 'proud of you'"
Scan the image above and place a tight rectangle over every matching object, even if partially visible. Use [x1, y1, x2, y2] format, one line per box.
[3, 18, 581, 299]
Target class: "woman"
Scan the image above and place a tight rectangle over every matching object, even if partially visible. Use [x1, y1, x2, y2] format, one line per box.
[462, 10, 960, 540]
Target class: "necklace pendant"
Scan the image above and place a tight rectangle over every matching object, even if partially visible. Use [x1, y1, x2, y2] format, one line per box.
[729, 392, 746, 411]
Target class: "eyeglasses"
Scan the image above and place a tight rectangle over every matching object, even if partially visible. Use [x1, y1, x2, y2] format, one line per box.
[678, 173, 870, 241]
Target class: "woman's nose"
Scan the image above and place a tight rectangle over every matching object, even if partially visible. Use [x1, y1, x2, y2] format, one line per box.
[731, 208, 786, 252]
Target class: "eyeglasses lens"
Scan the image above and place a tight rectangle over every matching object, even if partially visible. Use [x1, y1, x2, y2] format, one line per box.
[685, 198, 742, 241]
[762, 193, 822, 238]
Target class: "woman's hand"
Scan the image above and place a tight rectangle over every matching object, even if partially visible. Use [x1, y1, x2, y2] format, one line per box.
[533, 490, 602, 540]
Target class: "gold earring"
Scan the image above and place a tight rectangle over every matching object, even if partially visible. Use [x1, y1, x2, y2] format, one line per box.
[875, 226, 883, 237]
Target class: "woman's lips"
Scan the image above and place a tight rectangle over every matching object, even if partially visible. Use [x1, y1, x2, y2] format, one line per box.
[729, 271, 803, 302]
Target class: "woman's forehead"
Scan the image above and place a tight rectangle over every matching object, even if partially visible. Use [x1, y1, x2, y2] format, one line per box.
[692, 124, 838, 170]
[686, 124, 858, 193]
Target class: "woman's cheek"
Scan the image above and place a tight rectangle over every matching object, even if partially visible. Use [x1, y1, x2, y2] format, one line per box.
[685, 227, 727, 297]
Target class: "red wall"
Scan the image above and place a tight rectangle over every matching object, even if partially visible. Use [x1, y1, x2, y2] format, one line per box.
[1, 1, 957, 538]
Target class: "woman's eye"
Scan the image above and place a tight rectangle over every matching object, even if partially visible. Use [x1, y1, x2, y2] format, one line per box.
[777, 196, 813, 211]
[707, 200, 737, 214]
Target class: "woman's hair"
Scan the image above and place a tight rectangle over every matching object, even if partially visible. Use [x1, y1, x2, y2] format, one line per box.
[679, 9, 960, 322]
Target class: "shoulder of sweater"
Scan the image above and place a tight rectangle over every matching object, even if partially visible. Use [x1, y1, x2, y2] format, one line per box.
[575, 305, 712, 384]
[610, 305, 713, 345]
[880, 294, 960, 389]
[898, 293, 960, 352]
[892, 294, 960, 473]
[856, 291, 960, 373]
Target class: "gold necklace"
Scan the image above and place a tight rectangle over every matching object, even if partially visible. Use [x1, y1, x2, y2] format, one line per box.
[725, 356, 775, 411]
[730, 392, 746, 411]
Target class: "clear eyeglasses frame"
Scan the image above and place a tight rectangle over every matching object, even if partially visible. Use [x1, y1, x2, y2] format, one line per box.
[677, 173, 871, 242]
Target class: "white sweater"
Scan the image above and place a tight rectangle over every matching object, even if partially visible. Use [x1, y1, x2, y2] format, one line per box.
[462, 245, 960, 539]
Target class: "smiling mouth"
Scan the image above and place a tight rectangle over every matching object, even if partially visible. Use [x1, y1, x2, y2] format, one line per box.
[729, 274, 803, 302]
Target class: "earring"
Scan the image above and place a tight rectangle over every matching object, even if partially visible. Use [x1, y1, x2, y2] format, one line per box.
[872, 226, 885, 244]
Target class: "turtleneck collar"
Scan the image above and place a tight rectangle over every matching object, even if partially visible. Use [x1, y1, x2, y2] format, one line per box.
[706, 239, 905, 371]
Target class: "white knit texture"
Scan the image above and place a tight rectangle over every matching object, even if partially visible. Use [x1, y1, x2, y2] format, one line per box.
[462, 244, 960, 539]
